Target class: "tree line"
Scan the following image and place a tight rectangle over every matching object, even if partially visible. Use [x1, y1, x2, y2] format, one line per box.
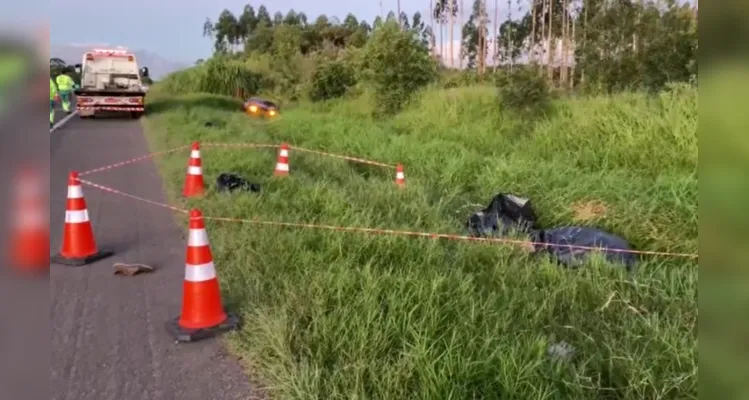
[202, 0, 697, 93]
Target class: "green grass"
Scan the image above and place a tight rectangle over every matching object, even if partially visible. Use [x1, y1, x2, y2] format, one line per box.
[142, 84, 697, 399]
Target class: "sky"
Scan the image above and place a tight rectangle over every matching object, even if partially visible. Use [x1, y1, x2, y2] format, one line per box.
[47, 0, 694, 65]
[48, 0, 438, 64]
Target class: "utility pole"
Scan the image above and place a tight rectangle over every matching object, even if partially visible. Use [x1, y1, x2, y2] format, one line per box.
[379, 0, 383, 19]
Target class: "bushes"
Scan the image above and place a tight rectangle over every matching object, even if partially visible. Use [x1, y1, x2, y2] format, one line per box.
[309, 60, 356, 102]
[363, 21, 438, 115]
[159, 57, 266, 98]
[494, 67, 552, 117]
[200, 58, 266, 96]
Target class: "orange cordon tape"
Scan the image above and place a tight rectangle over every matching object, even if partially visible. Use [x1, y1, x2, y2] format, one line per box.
[202, 142, 278, 150]
[78, 179, 188, 214]
[79, 142, 395, 177]
[80, 145, 192, 176]
[77, 106, 145, 111]
[289, 145, 395, 169]
[77, 179, 699, 260]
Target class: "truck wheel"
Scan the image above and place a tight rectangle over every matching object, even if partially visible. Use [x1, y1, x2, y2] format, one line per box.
[130, 111, 143, 119]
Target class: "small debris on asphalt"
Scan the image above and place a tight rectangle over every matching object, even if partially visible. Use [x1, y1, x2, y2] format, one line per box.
[113, 263, 155, 276]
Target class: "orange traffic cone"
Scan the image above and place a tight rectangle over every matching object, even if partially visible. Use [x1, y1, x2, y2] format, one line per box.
[166, 209, 238, 342]
[183, 142, 205, 197]
[274, 143, 290, 176]
[9, 168, 50, 273]
[395, 163, 406, 187]
[51, 171, 113, 266]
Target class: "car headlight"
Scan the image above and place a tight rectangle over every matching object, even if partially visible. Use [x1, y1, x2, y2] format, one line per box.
[249, 105, 258, 113]
[268, 110, 276, 116]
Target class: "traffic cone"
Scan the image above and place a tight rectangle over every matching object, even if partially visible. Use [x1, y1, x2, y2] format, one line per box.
[9, 168, 50, 273]
[51, 171, 113, 266]
[166, 209, 238, 342]
[183, 142, 205, 197]
[274, 143, 290, 176]
[395, 163, 406, 187]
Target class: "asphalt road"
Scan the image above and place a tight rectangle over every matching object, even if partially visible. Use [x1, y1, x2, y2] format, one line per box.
[45, 114, 261, 400]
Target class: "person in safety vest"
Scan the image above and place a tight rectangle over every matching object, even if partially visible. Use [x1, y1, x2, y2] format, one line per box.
[55, 70, 75, 114]
[50, 77, 58, 128]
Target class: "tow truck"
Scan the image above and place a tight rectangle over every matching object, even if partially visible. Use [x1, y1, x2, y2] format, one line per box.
[73, 48, 149, 119]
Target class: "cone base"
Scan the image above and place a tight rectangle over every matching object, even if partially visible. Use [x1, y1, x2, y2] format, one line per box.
[51, 249, 114, 266]
[166, 313, 239, 343]
[183, 190, 205, 198]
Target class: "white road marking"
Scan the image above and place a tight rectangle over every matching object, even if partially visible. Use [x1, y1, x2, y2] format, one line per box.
[50, 110, 79, 133]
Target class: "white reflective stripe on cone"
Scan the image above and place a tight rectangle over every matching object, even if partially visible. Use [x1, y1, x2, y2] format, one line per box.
[188, 228, 210, 247]
[396, 172, 405, 179]
[67, 185, 84, 199]
[280, 149, 288, 157]
[191, 150, 200, 158]
[184, 262, 217, 282]
[276, 163, 289, 171]
[65, 209, 89, 223]
[187, 166, 202, 175]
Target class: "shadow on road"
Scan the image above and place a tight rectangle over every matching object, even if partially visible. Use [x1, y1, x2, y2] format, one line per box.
[146, 96, 242, 116]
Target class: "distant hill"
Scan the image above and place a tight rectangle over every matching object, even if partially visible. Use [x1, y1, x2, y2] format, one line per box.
[50, 44, 187, 80]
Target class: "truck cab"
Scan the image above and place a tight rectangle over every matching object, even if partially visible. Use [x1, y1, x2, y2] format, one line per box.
[74, 48, 149, 118]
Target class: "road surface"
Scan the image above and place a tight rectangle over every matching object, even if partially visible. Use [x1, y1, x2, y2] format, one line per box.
[45, 114, 260, 400]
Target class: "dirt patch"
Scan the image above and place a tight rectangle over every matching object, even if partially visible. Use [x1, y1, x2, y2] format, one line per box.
[571, 199, 609, 222]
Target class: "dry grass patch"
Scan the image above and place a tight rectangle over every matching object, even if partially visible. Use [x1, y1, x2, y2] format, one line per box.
[571, 199, 610, 223]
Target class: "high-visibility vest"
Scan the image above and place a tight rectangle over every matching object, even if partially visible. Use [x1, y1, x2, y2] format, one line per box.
[55, 74, 74, 91]
[50, 78, 58, 100]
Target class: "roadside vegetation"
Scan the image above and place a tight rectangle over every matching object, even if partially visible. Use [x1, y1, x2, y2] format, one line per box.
[143, 1, 698, 398]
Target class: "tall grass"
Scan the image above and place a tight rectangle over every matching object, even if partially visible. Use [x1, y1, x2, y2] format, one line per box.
[143, 84, 697, 399]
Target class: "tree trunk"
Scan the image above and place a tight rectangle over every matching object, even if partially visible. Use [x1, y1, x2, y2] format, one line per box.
[449, 0, 454, 68]
[439, 12, 445, 64]
[539, 0, 546, 76]
[530, 0, 536, 65]
[494, 0, 499, 70]
[507, 0, 513, 71]
[561, 0, 567, 85]
[478, 1, 484, 75]
[430, 0, 436, 56]
[581, 0, 587, 85]
[569, 15, 575, 89]
[459, 0, 464, 68]
[546, 0, 554, 85]
[397, 0, 402, 29]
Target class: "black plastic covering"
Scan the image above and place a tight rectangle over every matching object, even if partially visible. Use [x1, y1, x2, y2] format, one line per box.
[216, 173, 261, 193]
[466, 193, 538, 237]
[531, 227, 636, 269]
[466, 193, 635, 268]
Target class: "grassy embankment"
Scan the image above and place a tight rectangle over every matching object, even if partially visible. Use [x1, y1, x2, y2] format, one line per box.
[142, 83, 697, 399]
